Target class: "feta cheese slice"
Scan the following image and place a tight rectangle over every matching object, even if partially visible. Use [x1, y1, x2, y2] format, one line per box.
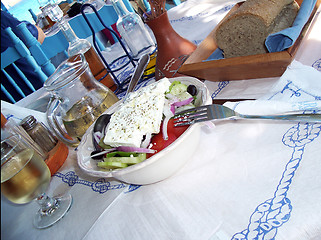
[103, 78, 171, 147]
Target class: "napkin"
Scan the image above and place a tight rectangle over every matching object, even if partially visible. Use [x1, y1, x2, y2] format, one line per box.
[223, 60, 321, 115]
[1, 100, 48, 126]
[167, 0, 239, 45]
[265, 0, 317, 52]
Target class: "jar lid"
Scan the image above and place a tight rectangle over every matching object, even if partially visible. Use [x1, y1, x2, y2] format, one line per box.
[20, 115, 37, 131]
[44, 54, 88, 92]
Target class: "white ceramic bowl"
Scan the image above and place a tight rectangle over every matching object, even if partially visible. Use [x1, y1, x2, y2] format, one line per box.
[77, 76, 212, 185]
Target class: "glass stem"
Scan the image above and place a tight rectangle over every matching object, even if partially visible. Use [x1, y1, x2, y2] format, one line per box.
[36, 193, 59, 216]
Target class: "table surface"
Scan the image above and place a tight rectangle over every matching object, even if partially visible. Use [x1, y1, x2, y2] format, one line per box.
[2, 1, 321, 239]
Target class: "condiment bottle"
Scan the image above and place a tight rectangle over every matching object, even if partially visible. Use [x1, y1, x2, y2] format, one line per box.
[47, 4, 116, 90]
[111, 0, 155, 57]
[20, 115, 57, 154]
[1, 113, 47, 159]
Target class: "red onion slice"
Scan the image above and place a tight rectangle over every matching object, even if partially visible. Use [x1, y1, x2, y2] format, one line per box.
[172, 97, 194, 109]
[116, 146, 156, 154]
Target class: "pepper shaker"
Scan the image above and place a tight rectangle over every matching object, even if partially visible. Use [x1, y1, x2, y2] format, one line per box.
[20, 115, 57, 154]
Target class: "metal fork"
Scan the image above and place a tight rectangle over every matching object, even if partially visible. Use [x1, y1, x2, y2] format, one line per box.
[173, 104, 321, 126]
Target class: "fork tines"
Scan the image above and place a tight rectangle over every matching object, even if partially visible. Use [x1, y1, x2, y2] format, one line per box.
[173, 105, 209, 126]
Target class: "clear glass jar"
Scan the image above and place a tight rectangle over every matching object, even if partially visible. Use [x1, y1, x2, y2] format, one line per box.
[44, 54, 119, 146]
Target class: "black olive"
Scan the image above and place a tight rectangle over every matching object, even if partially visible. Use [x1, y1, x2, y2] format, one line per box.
[91, 150, 104, 160]
[187, 85, 197, 96]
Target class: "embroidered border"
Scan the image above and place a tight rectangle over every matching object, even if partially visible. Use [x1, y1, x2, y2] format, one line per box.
[53, 171, 141, 194]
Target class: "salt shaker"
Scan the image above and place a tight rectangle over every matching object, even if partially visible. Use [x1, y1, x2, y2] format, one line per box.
[20, 115, 57, 154]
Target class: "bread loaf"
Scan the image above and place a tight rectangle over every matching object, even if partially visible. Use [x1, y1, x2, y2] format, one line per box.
[214, 0, 299, 58]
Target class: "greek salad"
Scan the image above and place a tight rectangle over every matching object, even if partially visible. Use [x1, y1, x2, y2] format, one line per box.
[91, 78, 200, 170]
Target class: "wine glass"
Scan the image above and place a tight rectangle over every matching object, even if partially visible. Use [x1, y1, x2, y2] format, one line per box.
[1, 134, 72, 229]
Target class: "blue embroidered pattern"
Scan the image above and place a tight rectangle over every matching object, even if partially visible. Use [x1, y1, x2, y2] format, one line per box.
[211, 81, 230, 99]
[110, 57, 134, 85]
[230, 62, 321, 238]
[53, 171, 141, 194]
[267, 80, 321, 101]
[169, 4, 234, 24]
[312, 58, 321, 71]
[5, 113, 23, 122]
[232, 122, 321, 240]
[170, 12, 209, 24]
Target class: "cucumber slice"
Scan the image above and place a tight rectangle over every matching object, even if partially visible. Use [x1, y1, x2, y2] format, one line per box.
[106, 151, 138, 158]
[176, 91, 193, 101]
[98, 161, 128, 169]
[169, 83, 188, 95]
[104, 153, 147, 164]
[168, 81, 181, 92]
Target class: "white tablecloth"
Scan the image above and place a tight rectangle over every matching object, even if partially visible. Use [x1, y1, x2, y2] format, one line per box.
[2, 1, 321, 239]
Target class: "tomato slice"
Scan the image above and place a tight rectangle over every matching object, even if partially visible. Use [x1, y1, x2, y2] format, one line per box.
[147, 132, 177, 158]
[147, 119, 189, 158]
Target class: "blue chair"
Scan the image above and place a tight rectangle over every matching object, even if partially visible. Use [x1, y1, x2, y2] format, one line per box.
[166, 0, 181, 10]
[142, 0, 181, 11]
[28, 9, 38, 22]
[16, 22, 56, 77]
[1, 27, 48, 104]
[142, 0, 151, 12]
[14, 1, 138, 91]
[172, 0, 182, 6]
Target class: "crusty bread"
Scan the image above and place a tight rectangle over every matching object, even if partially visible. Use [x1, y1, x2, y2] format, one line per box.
[214, 0, 299, 58]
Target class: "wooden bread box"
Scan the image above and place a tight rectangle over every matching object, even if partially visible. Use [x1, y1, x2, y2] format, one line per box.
[178, 0, 320, 82]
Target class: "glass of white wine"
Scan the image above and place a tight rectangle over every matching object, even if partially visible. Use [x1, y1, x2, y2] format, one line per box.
[1, 134, 72, 229]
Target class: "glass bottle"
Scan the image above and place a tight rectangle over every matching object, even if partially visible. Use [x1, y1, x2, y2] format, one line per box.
[47, 4, 116, 90]
[37, 0, 56, 29]
[41, 6, 57, 29]
[111, 0, 155, 57]
[20, 115, 57, 154]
